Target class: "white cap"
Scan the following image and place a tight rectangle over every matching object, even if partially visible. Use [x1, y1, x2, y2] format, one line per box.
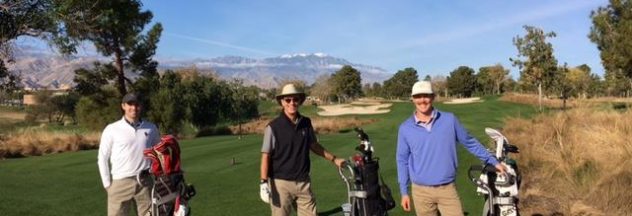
[411, 81, 434, 96]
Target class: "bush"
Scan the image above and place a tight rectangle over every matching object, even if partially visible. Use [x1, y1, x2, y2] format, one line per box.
[195, 126, 232, 137]
[75, 91, 121, 131]
[612, 102, 630, 110]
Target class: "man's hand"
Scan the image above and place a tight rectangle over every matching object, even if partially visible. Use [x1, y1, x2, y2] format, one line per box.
[260, 182, 271, 203]
[495, 163, 507, 174]
[401, 195, 411, 212]
[334, 158, 346, 168]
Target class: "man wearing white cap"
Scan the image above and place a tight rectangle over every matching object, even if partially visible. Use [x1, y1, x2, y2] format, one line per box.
[259, 84, 346, 216]
[396, 81, 506, 216]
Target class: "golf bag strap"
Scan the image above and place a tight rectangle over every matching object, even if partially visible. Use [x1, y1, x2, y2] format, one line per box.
[493, 197, 515, 205]
[349, 190, 367, 198]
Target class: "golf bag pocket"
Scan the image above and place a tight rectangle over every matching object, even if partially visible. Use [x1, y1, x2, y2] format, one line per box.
[154, 176, 179, 205]
[136, 169, 153, 187]
[378, 175, 396, 211]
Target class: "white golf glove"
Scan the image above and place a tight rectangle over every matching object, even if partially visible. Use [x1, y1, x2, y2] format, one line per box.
[260, 181, 271, 203]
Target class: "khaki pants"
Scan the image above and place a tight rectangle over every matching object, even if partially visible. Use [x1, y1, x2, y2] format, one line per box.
[411, 183, 464, 216]
[269, 178, 317, 216]
[107, 177, 152, 216]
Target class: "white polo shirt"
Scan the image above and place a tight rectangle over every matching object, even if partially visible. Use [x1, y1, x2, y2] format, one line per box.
[97, 117, 160, 188]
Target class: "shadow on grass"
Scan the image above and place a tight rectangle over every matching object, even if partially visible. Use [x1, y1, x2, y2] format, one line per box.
[318, 206, 342, 216]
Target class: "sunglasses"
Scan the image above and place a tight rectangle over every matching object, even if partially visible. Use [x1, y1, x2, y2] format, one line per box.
[283, 97, 301, 103]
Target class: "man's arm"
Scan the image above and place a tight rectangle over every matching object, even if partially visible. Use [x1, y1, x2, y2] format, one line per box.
[396, 126, 411, 196]
[453, 117, 500, 166]
[97, 126, 113, 188]
[310, 142, 345, 167]
[261, 153, 269, 180]
[260, 126, 274, 180]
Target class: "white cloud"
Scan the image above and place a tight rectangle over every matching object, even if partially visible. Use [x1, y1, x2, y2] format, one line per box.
[406, 1, 604, 47]
[164, 32, 276, 56]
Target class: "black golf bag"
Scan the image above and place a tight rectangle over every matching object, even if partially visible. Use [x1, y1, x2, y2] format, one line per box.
[339, 128, 396, 216]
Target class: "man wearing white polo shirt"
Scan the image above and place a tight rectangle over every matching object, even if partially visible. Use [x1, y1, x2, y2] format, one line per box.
[98, 93, 161, 216]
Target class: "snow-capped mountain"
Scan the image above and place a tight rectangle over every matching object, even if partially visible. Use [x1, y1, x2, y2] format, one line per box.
[160, 53, 390, 88]
[7, 52, 391, 89]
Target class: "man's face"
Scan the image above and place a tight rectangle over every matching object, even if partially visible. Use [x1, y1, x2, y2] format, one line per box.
[412, 94, 434, 114]
[121, 102, 142, 120]
[281, 95, 301, 115]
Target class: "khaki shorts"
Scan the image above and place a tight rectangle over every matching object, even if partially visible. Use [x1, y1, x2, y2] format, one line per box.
[411, 182, 464, 216]
[269, 178, 317, 216]
[106, 176, 152, 216]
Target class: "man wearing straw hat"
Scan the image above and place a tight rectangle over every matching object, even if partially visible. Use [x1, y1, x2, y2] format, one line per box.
[259, 83, 346, 216]
[396, 81, 507, 216]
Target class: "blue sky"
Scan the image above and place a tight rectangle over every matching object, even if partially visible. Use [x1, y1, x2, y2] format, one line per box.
[142, 0, 609, 78]
[20, 0, 609, 79]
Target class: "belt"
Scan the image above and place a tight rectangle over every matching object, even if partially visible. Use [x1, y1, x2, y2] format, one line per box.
[416, 182, 453, 188]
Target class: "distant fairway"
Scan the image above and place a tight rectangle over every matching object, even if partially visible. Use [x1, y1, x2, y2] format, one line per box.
[0, 97, 536, 215]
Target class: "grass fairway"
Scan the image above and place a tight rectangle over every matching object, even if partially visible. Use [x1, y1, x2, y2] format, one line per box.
[0, 97, 536, 215]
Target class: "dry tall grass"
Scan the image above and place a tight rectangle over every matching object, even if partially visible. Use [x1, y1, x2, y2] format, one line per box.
[229, 117, 377, 135]
[0, 128, 100, 159]
[502, 108, 632, 215]
[500, 93, 579, 108]
[500, 93, 632, 110]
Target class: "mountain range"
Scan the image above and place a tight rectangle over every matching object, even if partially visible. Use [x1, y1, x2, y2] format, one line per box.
[7, 52, 392, 90]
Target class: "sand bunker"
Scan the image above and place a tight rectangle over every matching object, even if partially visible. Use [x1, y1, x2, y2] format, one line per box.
[317, 103, 392, 116]
[0, 111, 26, 120]
[443, 97, 483, 104]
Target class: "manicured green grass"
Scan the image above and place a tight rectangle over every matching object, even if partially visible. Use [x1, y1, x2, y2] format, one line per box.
[0, 98, 536, 215]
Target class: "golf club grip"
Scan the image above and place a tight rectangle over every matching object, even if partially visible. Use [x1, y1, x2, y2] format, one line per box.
[484, 165, 497, 173]
[354, 127, 369, 140]
[468, 164, 497, 175]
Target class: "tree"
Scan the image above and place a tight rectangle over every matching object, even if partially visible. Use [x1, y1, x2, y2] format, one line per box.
[54, 0, 162, 96]
[371, 82, 383, 98]
[278, 79, 307, 95]
[382, 67, 418, 99]
[476, 67, 493, 95]
[478, 64, 509, 95]
[555, 64, 573, 109]
[73, 62, 116, 96]
[431, 75, 448, 98]
[566, 65, 596, 98]
[504, 77, 518, 92]
[423, 75, 431, 81]
[588, 73, 604, 97]
[447, 66, 477, 97]
[331, 65, 362, 102]
[184, 77, 222, 128]
[1, 0, 58, 92]
[361, 82, 383, 98]
[510, 25, 559, 110]
[589, 0, 632, 97]
[0, 61, 19, 92]
[75, 87, 121, 130]
[148, 71, 186, 134]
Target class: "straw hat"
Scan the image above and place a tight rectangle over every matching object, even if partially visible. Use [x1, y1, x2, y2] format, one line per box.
[411, 81, 434, 96]
[276, 84, 306, 104]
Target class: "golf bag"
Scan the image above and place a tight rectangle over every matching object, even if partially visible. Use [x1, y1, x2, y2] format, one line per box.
[468, 128, 520, 216]
[144, 135, 196, 216]
[338, 128, 396, 216]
